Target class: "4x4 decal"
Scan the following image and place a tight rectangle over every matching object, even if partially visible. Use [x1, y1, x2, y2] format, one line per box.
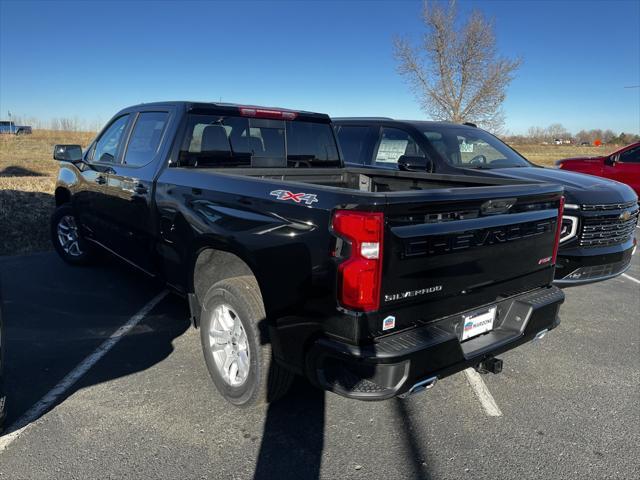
[270, 189, 318, 205]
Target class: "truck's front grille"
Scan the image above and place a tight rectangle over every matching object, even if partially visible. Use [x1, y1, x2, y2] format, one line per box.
[561, 258, 632, 281]
[578, 209, 638, 247]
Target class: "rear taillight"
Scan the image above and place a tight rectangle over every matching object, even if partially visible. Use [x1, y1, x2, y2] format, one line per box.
[552, 196, 565, 264]
[239, 107, 297, 120]
[332, 210, 384, 312]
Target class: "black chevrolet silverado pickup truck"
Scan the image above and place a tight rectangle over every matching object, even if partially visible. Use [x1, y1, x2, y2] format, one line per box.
[51, 102, 565, 406]
[334, 118, 638, 286]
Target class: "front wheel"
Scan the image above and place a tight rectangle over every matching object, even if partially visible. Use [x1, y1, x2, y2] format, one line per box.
[50, 204, 95, 265]
[199, 276, 294, 407]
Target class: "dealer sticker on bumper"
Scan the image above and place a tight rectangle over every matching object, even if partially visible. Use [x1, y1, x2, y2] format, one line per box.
[461, 306, 497, 341]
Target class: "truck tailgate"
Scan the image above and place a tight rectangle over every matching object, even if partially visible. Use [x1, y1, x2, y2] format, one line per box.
[377, 185, 563, 335]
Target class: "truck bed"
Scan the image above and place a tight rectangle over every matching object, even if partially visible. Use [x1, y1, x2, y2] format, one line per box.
[205, 166, 535, 193]
[158, 165, 563, 342]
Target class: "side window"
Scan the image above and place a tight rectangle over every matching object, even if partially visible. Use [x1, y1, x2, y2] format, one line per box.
[123, 112, 169, 167]
[423, 130, 506, 166]
[619, 146, 640, 163]
[454, 134, 505, 165]
[374, 127, 424, 166]
[336, 126, 370, 164]
[92, 115, 130, 163]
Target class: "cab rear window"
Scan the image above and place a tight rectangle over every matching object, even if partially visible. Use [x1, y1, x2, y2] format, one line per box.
[178, 114, 340, 168]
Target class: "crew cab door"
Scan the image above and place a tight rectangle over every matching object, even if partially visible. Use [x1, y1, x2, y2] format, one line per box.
[604, 145, 640, 195]
[98, 108, 173, 273]
[76, 114, 132, 241]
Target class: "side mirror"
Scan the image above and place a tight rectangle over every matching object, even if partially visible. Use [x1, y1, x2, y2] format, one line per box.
[398, 155, 433, 172]
[605, 155, 617, 166]
[53, 144, 83, 162]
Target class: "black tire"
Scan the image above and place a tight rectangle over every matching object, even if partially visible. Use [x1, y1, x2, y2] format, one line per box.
[50, 204, 95, 265]
[199, 276, 294, 407]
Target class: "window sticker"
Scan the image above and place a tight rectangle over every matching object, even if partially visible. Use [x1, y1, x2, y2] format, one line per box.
[460, 141, 474, 153]
[376, 140, 408, 163]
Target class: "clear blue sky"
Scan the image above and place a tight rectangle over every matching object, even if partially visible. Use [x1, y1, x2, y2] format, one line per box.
[1, 0, 638, 134]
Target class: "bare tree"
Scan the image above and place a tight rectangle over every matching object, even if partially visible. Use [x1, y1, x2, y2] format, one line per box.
[394, 0, 521, 132]
[59, 117, 79, 131]
[527, 126, 545, 143]
[575, 129, 590, 144]
[602, 129, 616, 143]
[546, 123, 568, 141]
[50, 117, 81, 131]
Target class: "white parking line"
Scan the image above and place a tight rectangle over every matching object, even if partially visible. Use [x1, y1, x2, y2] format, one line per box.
[463, 368, 503, 417]
[622, 273, 640, 285]
[0, 290, 168, 453]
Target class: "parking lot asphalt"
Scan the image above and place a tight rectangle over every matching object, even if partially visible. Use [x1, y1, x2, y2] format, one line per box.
[0, 244, 638, 480]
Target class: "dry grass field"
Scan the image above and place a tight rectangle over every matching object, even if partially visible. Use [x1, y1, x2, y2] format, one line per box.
[510, 144, 618, 167]
[0, 129, 625, 256]
[0, 130, 94, 255]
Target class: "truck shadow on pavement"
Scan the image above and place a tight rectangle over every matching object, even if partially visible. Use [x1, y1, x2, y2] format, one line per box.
[252, 341, 434, 479]
[253, 377, 325, 480]
[1, 253, 435, 479]
[0, 253, 189, 434]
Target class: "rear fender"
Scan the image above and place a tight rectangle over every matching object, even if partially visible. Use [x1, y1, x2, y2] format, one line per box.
[189, 241, 265, 322]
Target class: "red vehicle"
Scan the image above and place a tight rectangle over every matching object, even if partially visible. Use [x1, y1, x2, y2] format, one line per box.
[556, 142, 640, 196]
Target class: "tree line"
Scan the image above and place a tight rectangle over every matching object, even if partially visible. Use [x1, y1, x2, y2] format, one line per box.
[3, 114, 102, 132]
[503, 125, 640, 145]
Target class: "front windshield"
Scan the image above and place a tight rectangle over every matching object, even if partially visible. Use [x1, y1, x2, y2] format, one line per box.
[421, 126, 532, 169]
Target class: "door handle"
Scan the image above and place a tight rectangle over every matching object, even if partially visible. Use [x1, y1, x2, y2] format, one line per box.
[95, 175, 107, 185]
[134, 183, 148, 195]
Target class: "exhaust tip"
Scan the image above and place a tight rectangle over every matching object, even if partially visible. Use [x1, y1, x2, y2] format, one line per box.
[406, 376, 438, 396]
[534, 328, 549, 341]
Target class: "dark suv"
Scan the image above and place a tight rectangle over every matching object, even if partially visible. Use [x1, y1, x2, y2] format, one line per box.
[333, 118, 638, 286]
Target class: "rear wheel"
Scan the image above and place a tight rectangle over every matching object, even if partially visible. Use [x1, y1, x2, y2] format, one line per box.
[199, 276, 293, 407]
[50, 204, 95, 265]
